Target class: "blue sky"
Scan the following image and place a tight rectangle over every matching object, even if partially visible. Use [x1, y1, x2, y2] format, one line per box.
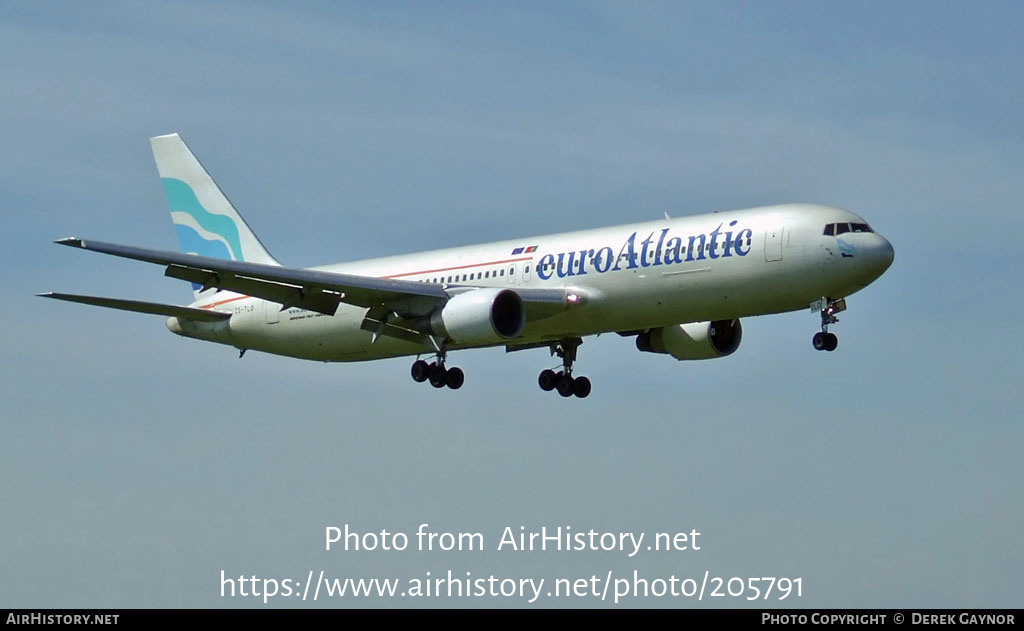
[1, 1, 1021, 607]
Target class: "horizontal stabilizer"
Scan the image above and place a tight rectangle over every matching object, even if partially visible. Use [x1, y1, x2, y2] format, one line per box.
[38, 292, 231, 322]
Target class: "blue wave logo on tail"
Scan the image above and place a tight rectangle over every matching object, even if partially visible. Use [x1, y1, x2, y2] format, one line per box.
[163, 177, 246, 290]
[162, 178, 244, 262]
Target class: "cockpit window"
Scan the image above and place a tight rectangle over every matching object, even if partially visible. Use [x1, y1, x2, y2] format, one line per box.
[825, 221, 874, 236]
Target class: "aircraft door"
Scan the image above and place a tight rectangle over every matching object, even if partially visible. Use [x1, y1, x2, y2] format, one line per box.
[507, 263, 517, 286]
[265, 299, 280, 324]
[765, 226, 783, 262]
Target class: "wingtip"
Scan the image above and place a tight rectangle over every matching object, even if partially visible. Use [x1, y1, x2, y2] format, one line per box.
[37, 292, 56, 298]
[55, 237, 83, 247]
[149, 132, 181, 141]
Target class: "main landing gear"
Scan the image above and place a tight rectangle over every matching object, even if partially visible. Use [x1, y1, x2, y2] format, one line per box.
[812, 297, 846, 352]
[538, 338, 591, 398]
[410, 350, 464, 390]
[410, 339, 592, 397]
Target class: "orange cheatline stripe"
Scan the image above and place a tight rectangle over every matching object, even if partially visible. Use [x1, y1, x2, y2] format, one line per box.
[381, 256, 534, 279]
[199, 295, 248, 309]
[196, 255, 536, 308]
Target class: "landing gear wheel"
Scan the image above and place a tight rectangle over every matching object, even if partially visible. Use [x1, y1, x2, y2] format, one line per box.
[541, 338, 590, 398]
[411, 360, 430, 382]
[428, 363, 447, 388]
[572, 376, 591, 399]
[538, 369, 557, 391]
[812, 332, 826, 351]
[824, 332, 838, 352]
[555, 373, 574, 398]
[446, 367, 464, 390]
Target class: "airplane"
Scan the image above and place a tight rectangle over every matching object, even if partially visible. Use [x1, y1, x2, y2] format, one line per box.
[41, 133, 895, 398]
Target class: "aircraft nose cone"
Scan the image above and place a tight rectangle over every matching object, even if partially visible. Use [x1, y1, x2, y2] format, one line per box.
[879, 235, 894, 269]
[868, 235, 894, 278]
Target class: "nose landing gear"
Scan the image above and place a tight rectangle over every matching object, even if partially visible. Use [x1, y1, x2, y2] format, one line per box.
[811, 297, 845, 352]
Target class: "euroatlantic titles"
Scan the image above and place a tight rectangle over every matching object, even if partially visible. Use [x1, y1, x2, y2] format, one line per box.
[534, 221, 754, 280]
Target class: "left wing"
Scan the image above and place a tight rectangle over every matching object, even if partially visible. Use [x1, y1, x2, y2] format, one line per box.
[53, 238, 580, 321]
[56, 237, 448, 316]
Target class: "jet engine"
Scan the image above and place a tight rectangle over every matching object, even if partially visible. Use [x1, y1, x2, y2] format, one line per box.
[430, 288, 525, 346]
[636, 319, 742, 360]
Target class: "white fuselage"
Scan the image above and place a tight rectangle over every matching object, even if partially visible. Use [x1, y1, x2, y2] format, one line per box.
[171, 203, 894, 361]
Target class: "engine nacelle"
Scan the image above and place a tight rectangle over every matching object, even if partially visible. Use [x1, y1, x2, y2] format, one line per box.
[430, 288, 525, 346]
[636, 319, 742, 360]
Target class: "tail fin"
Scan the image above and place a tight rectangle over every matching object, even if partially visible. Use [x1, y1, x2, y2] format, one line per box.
[150, 134, 280, 295]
